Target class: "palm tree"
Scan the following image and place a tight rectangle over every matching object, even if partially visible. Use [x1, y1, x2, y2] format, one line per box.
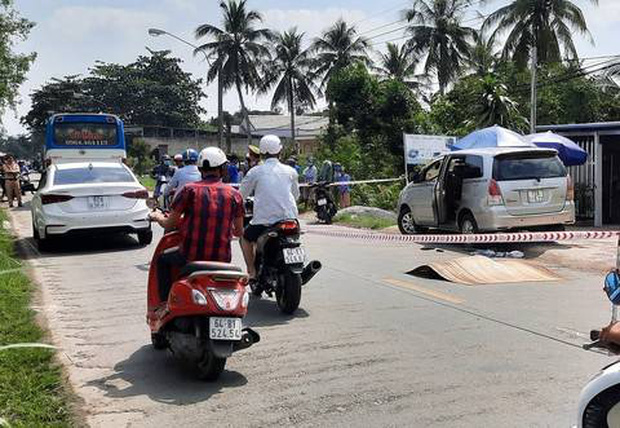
[472, 75, 528, 130]
[374, 42, 429, 97]
[482, 0, 598, 69]
[311, 19, 371, 90]
[195, 0, 272, 142]
[404, 0, 476, 95]
[260, 29, 319, 145]
[468, 30, 498, 76]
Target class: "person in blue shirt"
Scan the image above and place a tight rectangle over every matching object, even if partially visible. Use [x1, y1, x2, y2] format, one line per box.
[165, 149, 202, 202]
[227, 154, 240, 184]
[334, 164, 352, 208]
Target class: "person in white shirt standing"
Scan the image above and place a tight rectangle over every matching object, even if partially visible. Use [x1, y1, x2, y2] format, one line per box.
[240, 135, 300, 281]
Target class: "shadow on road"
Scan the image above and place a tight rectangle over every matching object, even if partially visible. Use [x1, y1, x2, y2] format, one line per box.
[15, 234, 145, 260]
[244, 296, 310, 328]
[86, 345, 248, 405]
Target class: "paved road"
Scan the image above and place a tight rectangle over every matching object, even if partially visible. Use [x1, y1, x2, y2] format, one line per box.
[9, 203, 615, 427]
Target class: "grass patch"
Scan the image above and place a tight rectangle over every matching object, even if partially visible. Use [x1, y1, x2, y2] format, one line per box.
[334, 213, 396, 230]
[0, 210, 74, 426]
[139, 175, 156, 191]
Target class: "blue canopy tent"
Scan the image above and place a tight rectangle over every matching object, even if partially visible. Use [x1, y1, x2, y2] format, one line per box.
[525, 131, 588, 166]
[452, 125, 534, 151]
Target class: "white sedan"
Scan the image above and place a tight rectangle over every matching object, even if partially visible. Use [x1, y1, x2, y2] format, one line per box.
[31, 161, 152, 250]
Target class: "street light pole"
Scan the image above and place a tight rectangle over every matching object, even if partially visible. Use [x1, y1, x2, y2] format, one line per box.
[148, 28, 224, 149]
[530, 44, 538, 134]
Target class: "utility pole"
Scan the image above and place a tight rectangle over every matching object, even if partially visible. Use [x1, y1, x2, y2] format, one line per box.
[530, 44, 538, 134]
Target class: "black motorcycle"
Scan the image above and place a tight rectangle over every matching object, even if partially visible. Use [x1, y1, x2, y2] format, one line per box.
[252, 220, 322, 314]
[20, 172, 36, 195]
[311, 182, 338, 224]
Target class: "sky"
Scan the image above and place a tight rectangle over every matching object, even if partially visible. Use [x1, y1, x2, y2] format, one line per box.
[2, 0, 619, 136]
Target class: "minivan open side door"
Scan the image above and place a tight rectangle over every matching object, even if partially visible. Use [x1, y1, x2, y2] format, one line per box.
[433, 157, 450, 226]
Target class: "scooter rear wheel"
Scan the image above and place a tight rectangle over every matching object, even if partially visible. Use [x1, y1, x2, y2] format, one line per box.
[583, 384, 620, 428]
[196, 351, 226, 381]
[151, 333, 167, 350]
[276, 271, 302, 314]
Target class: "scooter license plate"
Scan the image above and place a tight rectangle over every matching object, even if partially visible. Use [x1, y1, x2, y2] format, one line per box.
[317, 198, 327, 206]
[283, 247, 306, 264]
[209, 317, 242, 340]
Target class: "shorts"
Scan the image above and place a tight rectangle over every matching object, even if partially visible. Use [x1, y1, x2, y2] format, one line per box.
[243, 224, 270, 243]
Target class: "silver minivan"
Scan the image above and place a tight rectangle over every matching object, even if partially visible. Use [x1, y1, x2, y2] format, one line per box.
[397, 147, 575, 234]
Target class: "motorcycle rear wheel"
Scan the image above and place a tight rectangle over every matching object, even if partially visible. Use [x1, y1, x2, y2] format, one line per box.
[150, 332, 167, 350]
[196, 351, 226, 381]
[276, 271, 302, 314]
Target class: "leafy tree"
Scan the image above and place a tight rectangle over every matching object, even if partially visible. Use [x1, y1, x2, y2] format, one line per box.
[260, 29, 318, 142]
[0, 0, 36, 124]
[403, 0, 476, 94]
[22, 51, 205, 133]
[472, 75, 527, 130]
[467, 30, 498, 76]
[127, 138, 154, 176]
[311, 19, 371, 91]
[0, 133, 39, 159]
[374, 42, 427, 95]
[483, 0, 598, 69]
[195, 0, 272, 141]
[86, 50, 205, 128]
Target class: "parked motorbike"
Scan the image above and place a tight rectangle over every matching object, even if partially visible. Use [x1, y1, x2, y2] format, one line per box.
[578, 270, 620, 427]
[20, 172, 36, 195]
[146, 201, 259, 380]
[311, 182, 338, 224]
[251, 219, 322, 314]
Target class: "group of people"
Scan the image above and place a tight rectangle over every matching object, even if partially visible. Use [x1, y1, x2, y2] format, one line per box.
[300, 158, 352, 209]
[149, 134, 299, 297]
[0, 154, 29, 208]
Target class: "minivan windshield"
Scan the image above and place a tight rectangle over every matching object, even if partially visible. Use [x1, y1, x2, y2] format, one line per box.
[493, 153, 567, 181]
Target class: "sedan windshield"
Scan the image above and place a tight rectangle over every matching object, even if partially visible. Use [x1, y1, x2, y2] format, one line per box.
[54, 166, 135, 185]
[493, 153, 567, 181]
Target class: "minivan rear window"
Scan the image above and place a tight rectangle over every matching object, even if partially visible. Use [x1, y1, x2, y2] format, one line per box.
[493, 153, 567, 181]
[54, 166, 135, 185]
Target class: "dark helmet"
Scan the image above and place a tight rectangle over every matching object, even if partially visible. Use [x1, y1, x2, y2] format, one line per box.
[183, 149, 199, 163]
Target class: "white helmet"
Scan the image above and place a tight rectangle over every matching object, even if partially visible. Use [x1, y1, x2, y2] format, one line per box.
[259, 134, 282, 155]
[198, 147, 227, 169]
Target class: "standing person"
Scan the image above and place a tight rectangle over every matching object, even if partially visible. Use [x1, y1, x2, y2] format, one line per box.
[165, 149, 201, 202]
[227, 154, 240, 184]
[240, 135, 299, 284]
[247, 145, 261, 170]
[301, 158, 318, 207]
[337, 166, 351, 208]
[148, 147, 245, 301]
[3, 155, 22, 207]
[0, 156, 6, 202]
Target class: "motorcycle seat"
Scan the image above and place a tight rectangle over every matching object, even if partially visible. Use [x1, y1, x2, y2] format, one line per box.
[180, 262, 243, 277]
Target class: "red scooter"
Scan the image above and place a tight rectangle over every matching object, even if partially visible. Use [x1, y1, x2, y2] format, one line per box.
[146, 228, 259, 381]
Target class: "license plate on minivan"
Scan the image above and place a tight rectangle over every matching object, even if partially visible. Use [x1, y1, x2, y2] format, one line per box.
[87, 196, 108, 210]
[527, 189, 545, 203]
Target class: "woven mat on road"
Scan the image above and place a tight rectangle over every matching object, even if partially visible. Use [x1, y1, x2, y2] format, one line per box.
[408, 255, 561, 285]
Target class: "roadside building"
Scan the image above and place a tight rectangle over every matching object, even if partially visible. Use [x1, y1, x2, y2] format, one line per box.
[236, 114, 328, 155]
[537, 122, 620, 226]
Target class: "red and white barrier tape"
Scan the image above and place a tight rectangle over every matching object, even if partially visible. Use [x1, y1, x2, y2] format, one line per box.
[306, 226, 620, 244]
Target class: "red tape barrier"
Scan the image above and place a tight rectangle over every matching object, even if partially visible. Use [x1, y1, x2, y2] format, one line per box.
[306, 227, 620, 245]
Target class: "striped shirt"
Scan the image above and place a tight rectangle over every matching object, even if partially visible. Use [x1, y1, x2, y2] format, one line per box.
[171, 177, 244, 262]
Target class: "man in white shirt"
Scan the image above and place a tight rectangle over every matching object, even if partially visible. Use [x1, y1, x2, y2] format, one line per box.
[240, 135, 299, 280]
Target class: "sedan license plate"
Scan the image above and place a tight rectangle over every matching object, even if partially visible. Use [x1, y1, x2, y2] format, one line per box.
[88, 196, 108, 210]
[283, 247, 305, 264]
[527, 189, 544, 203]
[317, 198, 327, 206]
[209, 317, 242, 340]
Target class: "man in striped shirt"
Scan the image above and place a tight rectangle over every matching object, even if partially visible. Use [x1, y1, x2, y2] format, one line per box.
[149, 147, 244, 302]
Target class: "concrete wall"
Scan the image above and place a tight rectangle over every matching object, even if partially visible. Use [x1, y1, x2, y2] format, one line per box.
[132, 136, 259, 158]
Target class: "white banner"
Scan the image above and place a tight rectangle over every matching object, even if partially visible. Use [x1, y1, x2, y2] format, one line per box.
[403, 134, 455, 165]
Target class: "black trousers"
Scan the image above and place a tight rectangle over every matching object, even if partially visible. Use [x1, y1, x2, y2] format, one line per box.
[157, 249, 186, 302]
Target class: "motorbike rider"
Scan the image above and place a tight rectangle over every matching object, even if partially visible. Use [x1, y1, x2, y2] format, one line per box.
[240, 135, 300, 283]
[148, 147, 245, 302]
[173, 153, 184, 170]
[165, 148, 201, 201]
[600, 322, 620, 345]
[151, 155, 173, 199]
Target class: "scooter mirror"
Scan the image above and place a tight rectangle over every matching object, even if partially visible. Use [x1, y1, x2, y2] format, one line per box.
[146, 198, 158, 210]
[603, 270, 620, 304]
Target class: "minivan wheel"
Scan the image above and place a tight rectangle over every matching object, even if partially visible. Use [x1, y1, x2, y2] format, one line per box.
[398, 207, 418, 235]
[459, 213, 479, 235]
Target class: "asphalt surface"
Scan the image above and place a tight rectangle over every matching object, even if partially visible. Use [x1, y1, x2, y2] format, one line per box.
[8, 202, 617, 427]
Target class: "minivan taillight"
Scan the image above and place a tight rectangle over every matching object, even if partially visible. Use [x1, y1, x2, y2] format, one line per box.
[122, 189, 149, 199]
[41, 194, 74, 205]
[566, 175, 574, 202]
[488, 179, 504, 206]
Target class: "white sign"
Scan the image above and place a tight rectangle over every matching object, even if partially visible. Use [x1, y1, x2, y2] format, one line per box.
[403, 134, 455, 165]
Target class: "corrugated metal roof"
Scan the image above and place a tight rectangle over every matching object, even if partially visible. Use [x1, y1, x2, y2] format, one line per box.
[537, 122, 620, 132]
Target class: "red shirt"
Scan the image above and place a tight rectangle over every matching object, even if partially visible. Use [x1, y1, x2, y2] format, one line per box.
[171, 177, 244, 262]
